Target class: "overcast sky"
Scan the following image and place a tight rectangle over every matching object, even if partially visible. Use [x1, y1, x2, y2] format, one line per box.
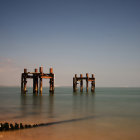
[0, 0, 140, 87]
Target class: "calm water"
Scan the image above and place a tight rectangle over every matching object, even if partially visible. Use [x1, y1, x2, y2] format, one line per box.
[0, 87, 140, 140]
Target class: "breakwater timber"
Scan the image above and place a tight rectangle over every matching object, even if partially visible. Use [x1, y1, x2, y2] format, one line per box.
[0, 116, 95, 132]
[0, 122, 37, 131]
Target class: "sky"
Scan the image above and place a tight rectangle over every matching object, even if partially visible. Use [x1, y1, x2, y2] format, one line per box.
[0, 0, 140, 87]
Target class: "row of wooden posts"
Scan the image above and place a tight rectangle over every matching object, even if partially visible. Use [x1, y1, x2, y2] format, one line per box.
[21, 67, 95, 93]
[73, 73, 95, 92]
[21, 67, 54, 94]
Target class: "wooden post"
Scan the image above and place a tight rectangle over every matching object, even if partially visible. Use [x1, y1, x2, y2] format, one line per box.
[75, 74, 77, 90]
[91, 74, 95, 92]
[50, 68, 53, 74]
[49, 68, 54, 93]
[80, 74, 83, 92]
[49, 78, 52, 92]
[52, 73, 54, 92]
[73, 74, 78, 92]
[86, 73, 89, 92]
[40, 67, 43, 73]
[24, 68, 27, 73]
[23, 69, 27, 92]
[21, 74, 23, 92]
[33, 68, 38, 93]
[39, 67, 43, 94]
[35, 68, 38, 93]
[73, 77, 75, 91]
[73, 77, 76, 92]
[33, 75, 35, 93]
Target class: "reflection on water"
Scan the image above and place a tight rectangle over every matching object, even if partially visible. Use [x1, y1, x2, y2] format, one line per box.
[20, 91, 55, 122]
[0, 87, 140, 140]
[18, 88, 96, 123]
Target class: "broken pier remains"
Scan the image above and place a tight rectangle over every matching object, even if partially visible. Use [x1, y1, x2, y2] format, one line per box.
[73, 73, 95, 92]
[21, 67, 54, 93]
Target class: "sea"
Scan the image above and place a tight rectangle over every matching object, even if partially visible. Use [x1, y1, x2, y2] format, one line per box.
[0, 87, 140, 140]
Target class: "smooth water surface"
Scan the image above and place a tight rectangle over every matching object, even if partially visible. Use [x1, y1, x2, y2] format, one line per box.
[0, 87, 140, 140]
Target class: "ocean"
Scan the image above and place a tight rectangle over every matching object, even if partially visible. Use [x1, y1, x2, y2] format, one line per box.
[0, 87, 140, 140]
